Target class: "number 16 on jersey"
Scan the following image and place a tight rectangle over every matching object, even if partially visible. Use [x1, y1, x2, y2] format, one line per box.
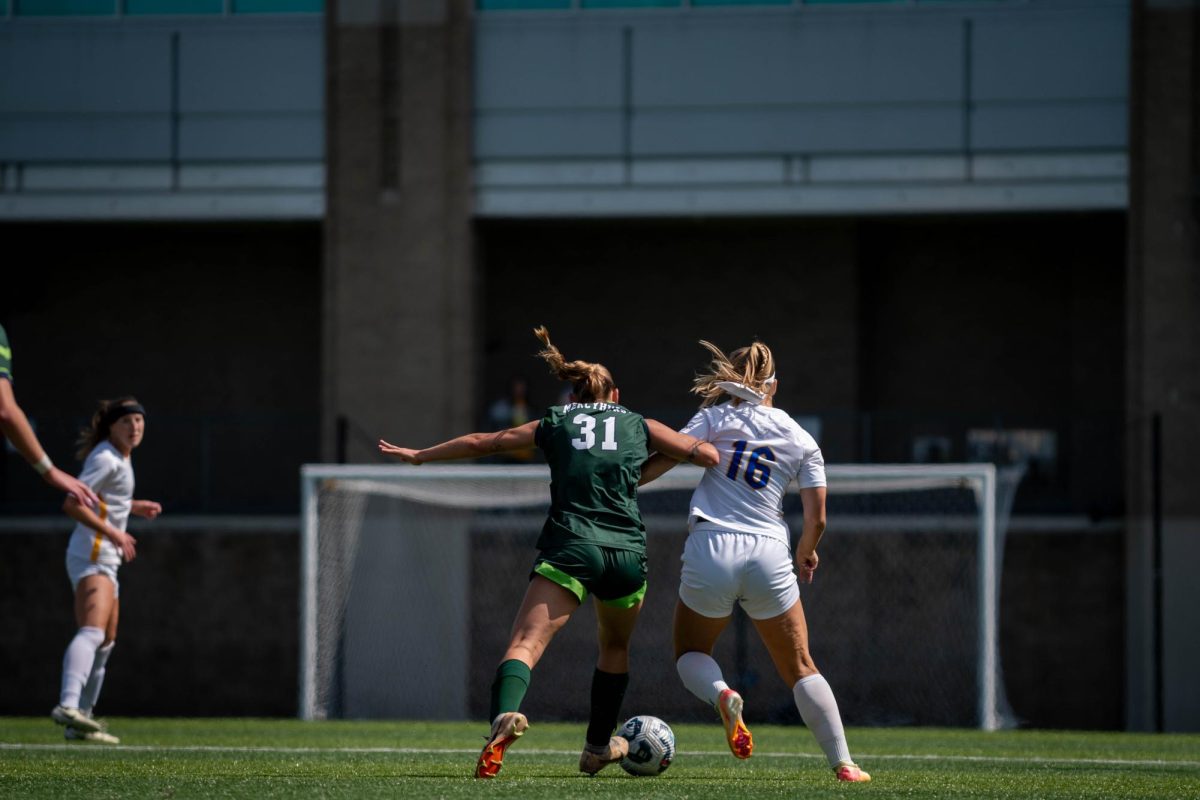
[726, 440, 773, 489]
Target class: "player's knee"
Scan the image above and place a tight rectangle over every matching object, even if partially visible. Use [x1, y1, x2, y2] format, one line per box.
[597, 637, 631, 659]
[779, 653, 819, 685]
[504, 640, 546, 667]
[76, 626, 105, 647]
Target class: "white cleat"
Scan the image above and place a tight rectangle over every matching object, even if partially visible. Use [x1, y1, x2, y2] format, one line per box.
[65, 726, 120, 744]
[50, 705, 102, 733]
[579, 735, 629, 775]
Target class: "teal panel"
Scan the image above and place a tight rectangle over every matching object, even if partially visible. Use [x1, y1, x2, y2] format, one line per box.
[15, 0, 115, 14]
[126, 0, 222, 13]
[478, 0, 569, 9]
[690, 0, 789, 5]
[234, 0, 323, 11]
[583, 0, 679, 7]
[804, 0, 906, 4]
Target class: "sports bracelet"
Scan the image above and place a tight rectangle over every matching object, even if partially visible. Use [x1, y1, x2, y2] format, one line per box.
[32, 454, 53, 475]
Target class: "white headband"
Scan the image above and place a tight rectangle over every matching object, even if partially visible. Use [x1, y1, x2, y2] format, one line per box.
[715, 373, 776, 405]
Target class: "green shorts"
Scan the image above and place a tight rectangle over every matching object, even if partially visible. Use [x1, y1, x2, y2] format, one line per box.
[531, 542, 647, 608]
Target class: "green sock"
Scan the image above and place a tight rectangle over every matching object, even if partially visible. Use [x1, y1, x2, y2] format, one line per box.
[489, 659, 532, 721]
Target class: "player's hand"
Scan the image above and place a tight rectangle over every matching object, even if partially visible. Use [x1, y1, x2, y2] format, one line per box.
[109, 528, 138, 562]
[378, 440, 423, 464]
[45, 468, 98, 508]
[132, 499, 162, 519]
[796, 550, 819, 584]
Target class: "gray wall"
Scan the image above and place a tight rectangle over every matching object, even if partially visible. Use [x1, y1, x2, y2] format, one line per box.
[0, 1, 1128, 218]
[0, 18, 321, 161]
[0, 16, 323, 218]
[474, 0, 1128, 215]
[476, 4, 1127, 158]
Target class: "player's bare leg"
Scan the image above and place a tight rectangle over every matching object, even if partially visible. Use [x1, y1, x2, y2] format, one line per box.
[753, 599, 869, 782]
[477, 576, 578, 779]
[54, 574, 118, 734]
[673, 600, 752, 758]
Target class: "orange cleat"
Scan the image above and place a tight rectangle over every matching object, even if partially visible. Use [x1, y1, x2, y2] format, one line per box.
[717, 688, 753, 759]
[834, 761, 872, 782]
[474, 711, 529, 779]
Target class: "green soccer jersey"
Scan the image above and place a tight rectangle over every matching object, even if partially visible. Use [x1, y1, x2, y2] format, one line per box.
[0, 323, 11, 382]
[534, 402, 651, 552]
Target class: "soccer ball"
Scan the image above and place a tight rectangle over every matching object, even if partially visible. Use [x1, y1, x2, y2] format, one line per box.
[617, 715, 675, 776]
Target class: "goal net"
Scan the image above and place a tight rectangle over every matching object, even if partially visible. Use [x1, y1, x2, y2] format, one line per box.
[299, 463, 1021, 729]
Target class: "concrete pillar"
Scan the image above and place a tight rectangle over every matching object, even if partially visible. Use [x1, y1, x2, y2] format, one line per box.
[323, 0, 476, 461]
[1126, 0, 1200, 732]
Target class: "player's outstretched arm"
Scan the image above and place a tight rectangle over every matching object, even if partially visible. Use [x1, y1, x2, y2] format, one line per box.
[645, 419, 719, 467]
[379, 420, 540, 465]
[0, 379, 98, 507]
[639, 452, 679, 486]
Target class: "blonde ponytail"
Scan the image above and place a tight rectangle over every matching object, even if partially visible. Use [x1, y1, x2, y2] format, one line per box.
[691, 339, 776, 407]
[533, 326, 615, 403]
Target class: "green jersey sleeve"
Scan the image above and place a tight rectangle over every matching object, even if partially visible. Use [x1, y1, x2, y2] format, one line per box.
[0, 324, 11, 382]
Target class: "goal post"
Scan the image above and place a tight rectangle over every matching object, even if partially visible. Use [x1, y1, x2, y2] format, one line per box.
[299, 462, 1017, 729]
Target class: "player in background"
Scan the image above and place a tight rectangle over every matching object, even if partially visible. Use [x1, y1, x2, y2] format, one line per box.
[52, 397, 162, 744]
[640, 339, 871, 783]
[0, 323, 98, 508]
[379, 326, 718, 779]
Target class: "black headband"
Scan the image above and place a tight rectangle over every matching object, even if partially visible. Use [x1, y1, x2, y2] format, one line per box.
[102, 403, 146, 428]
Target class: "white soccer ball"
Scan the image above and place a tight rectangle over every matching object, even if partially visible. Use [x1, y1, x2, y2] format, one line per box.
[617, 715, 676, 776]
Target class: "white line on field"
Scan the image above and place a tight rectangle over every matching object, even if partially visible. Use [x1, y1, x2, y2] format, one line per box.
[0, 743, 1196, 769]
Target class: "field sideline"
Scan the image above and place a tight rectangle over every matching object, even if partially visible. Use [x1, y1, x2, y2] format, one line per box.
[1, 718, 1197, 799]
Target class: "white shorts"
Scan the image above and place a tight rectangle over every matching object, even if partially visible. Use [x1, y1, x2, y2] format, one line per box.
[678, 526, 799, 620]
[65, 553, 120, 598]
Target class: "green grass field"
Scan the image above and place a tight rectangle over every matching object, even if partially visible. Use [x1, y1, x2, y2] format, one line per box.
[2, 717, 1197, 799]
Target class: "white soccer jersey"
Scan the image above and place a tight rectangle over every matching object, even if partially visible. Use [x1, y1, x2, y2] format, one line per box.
[681, 402, 825, 545]
[66, 441, 135, 566]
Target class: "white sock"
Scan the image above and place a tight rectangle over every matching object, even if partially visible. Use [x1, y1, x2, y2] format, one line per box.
[80, 641, 115, 715]
[792, 673, 853, 767]
[60, 626, 105, 709]
[676, 652, 730, 708]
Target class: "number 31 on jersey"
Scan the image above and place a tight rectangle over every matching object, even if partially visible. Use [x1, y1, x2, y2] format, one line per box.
[572, 414, 618, 451]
